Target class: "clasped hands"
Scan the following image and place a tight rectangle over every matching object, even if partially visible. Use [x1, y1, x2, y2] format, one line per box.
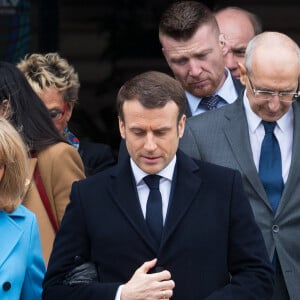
[121, 258, 175, 300]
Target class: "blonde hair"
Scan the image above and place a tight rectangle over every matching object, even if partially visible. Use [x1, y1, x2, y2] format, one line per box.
[17, 52, 80, 104]
[0, 117, 28, 212]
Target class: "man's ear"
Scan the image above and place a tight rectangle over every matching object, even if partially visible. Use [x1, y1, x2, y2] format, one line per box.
[238, 63, 247, 86]
[118, 116, 125, 139]
[219, 33, 227, 55]
[65, 102, 74, 122]
[178, 114, 186, 138]
[161, 48, 169, 64]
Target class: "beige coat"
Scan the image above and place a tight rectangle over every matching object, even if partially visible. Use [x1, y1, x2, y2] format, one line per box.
[23, 142, 85, 265]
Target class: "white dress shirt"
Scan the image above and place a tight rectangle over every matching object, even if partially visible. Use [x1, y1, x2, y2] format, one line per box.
[130, 156, 176, 224]
[243, 91, 293, 183]
[115, 155, 177, 300]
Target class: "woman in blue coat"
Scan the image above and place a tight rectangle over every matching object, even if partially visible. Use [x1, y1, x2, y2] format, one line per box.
[0, 117, 45, 299]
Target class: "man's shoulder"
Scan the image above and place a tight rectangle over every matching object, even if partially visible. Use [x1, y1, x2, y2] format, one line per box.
[186, 103, 231, 128]
[186, 98, 243, 128]
[78, 141, 115, 175]
[178, 150, 238, 177]
[73, 163, 116, 189]
[79, 141, 112, 156]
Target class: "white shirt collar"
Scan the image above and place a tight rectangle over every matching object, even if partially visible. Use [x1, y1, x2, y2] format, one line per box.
[130, 155, 177, 186]
[217, 68, 238, 104]
[186, 68, 238, 115]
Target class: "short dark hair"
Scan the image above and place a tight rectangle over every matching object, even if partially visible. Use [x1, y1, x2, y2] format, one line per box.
[159, 1, 219, 41]
[0, 61, 65, 151]
[117, 71, 186, 122]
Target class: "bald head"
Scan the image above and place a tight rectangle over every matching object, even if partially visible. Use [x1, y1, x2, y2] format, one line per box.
[215, 7, 261, 35]
[239, 32, 300, 122]
[245, 32, 300, 76]
[215, 7, 261, 79]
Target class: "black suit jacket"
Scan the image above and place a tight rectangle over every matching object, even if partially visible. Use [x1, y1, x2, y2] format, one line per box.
[185, 77, 244, 117]
[43, 150, 273, 299]
[78, 141, 115, 176]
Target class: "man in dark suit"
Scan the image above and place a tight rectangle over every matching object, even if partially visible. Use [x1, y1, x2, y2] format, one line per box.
[180, 32, 300, 299]
[159, 1, 244, 118]
[43, 71, 273, 299]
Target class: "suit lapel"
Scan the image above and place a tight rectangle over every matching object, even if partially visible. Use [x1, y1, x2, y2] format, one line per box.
[0, 209, 24, 268]
[161, 151, 201, 246]
[232, 77, 245, 97]
[276, 102, 300, 214]
[222, 100, 270, 207]
[185, 102, 192, 118]
[109, 158, 157, 252]
[111, 153, 202, 252]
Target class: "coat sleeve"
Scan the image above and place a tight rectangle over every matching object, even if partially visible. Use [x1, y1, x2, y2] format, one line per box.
[42, 181, 121, 300]
[21, 213, 46, 299]
[39, 143, 85, 225]
[205, 171, 274, 299]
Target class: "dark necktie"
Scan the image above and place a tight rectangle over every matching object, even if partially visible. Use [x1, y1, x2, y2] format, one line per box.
[200, 95, 220, 110]
[259, 121, 284, 213]
[144, 175, 163, 246]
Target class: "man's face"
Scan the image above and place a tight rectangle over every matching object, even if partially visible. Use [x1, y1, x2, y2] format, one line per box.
[240, 51, 299, 122]
[39, 86, 73, 136]
[119, 99, 186, 174]
[216, 10, 255, 79]
[160, 24, 226, 98]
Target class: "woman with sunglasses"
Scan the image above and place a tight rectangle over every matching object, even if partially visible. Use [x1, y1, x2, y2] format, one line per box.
[18, 52, 115, 176]
[0, 61, 85, 265]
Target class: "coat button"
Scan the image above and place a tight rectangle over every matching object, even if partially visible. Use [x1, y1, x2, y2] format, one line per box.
[74, 255, 84, 266]
[3, 281, 11, 291]
[272, 225, 279, 233]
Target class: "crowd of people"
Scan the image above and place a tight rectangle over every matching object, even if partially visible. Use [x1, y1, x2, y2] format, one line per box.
[0, 1, 299, 299]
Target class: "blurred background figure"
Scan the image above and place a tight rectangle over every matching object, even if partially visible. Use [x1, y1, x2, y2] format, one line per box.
[0, 61, 85, 264]
[0, 0, 30, 63]
[0, 117, 45, 299]
[18, 52, 115, 176]
[214, 6, 262, 80]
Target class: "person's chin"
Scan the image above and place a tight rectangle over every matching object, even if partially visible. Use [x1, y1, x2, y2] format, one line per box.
[139, 158, 163, 174]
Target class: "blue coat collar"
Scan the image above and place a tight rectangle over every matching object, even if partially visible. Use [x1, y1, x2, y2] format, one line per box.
[0, 206, 25, 268]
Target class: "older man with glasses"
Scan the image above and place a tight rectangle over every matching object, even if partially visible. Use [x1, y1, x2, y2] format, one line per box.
[180, 31, 300, 300]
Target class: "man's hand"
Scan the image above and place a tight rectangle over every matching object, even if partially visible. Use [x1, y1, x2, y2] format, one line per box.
[121, 258, 175, 300]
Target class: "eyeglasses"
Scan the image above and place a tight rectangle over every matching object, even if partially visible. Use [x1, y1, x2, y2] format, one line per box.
[247, 76, 300, 103]
[48, 103, 66, 121]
